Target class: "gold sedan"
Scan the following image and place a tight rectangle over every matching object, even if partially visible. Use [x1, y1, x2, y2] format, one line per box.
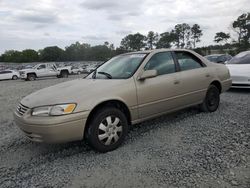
[14, 49, 232, 152]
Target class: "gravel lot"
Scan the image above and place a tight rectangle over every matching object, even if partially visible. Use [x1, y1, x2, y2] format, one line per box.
[0, 75, 249, 188]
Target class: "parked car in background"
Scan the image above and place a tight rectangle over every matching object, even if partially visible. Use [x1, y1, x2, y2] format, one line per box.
[226, 51, 250, 88]
[205, 54, 232, 64]
[86, 64, 98, 73]
[19, 63, 72, 81]
[71, 66, 84, 75]
[14, 49, 231, 152]
[0, 70, 19, 80]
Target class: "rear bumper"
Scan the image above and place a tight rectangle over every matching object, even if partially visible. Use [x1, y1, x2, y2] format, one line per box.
[231, 83, 250, 88]
[221, 78, 232, 92]
[231, 76, 250, 88]
[13, 111, 89, 143]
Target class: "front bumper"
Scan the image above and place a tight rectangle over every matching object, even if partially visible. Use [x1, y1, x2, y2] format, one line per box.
[20, 74, 27, 79]
[13, 110, 89, 143]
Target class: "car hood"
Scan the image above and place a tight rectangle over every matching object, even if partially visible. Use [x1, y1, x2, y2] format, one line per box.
[21, 78, 131, 111]
[19, 68, 34, 72]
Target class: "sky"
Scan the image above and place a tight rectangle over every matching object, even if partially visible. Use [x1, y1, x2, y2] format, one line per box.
[0, 0, 249, 54]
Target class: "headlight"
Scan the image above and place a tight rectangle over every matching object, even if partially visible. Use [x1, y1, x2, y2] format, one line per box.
[31, 103, 76, 116]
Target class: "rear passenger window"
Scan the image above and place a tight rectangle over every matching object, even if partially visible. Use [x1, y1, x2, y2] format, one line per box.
[144, 52, 176, 75]
[175, 52, 203, 71]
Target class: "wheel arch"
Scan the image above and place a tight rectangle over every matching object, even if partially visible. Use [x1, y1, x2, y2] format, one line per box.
[60, 69, 69, 74]
[210, 80, 222, 93]
[84, 99, 132, 137]
[27, 72, 37, 77]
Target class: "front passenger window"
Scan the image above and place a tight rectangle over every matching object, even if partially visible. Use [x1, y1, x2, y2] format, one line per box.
[175, 52, 203, 71]
[144, 52, 176, 75]
[37, 65, 46, 70]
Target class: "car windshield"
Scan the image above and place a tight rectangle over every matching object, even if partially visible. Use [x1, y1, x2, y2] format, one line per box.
[228, 51, 250, 64]
[87, 53, 148, 79]
[206, 55, 219, 62]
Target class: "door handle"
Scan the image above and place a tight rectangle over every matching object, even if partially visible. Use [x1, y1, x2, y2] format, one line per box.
[206, 74, 210, 77]
[174, 80, 180, 84]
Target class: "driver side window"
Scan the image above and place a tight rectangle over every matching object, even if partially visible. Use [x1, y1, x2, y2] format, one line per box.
[144, 52, 176, 75]
[37, 64, 46, 70]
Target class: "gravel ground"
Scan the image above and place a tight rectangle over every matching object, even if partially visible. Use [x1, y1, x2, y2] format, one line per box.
[0, 75, 249, 188]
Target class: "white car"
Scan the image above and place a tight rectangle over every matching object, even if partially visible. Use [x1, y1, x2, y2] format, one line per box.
[19, 63, 72, 81]
[71, 67, 84, 74]
[86, 65, 97, 73]
[226, 51, 250, 88]
[0, 70, 19, 80]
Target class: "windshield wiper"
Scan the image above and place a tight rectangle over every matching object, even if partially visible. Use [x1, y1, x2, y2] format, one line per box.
[92, 69, 97, 79]
[97, 71, 112, 79]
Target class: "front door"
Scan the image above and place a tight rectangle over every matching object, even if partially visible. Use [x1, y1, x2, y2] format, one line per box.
[36, 64, 47, 77]
[136, 51, 181, 119]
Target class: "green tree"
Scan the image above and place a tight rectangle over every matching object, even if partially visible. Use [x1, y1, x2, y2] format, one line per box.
[146, 31, 159, 50]
[232, 13, 250, 44]
[214, 32, 230, 44]
[191, 24, 203, 48]
[88, 45, 113, 61]
[120, 33, 146, 51]
[173, 23, 191, 48]
[39, 46, 64, 61]
[64, 42, 91, 61]
[1, 50, 22, 62]
[156, 32, 175, 48]
[21, 49, 39, 62]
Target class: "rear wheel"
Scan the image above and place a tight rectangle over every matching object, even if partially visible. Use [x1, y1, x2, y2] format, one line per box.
[200, 85, 220, 112]
[12, 75, 18, 80]
[60, 71, 69, 78]
[27, 74, 36, 81]
[85, 107, 128, 152]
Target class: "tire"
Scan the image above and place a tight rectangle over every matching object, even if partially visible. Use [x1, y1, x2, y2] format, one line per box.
[27, 74, 36, 81]
[60, 71, 69, 78]
[12, 75, 18, 80]
[200, 85, 220, 112]
[85, 107, 128, 152]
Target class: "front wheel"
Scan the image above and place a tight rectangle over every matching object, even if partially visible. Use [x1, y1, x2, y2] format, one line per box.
[200, 85, 220, 112]
[85, 107, 128, 152]
[27, 74, 36, 81]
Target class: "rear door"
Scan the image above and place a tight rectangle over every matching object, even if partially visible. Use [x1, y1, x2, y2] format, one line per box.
[47, 64, 58, 76]
[6, 71, 13, 79]
[0, 71, 7, 80]
[172, 51, 211, 106]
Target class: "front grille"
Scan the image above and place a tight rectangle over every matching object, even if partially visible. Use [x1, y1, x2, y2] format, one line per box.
[16, 103, 29, 116]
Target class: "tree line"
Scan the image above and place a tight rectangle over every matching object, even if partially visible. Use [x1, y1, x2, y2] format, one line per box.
[0, 13, 249, 63]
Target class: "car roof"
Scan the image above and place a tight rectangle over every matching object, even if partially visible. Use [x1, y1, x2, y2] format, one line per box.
[123, 48, 196, 55]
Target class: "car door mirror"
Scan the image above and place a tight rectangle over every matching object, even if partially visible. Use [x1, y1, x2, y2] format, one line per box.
[138, 70, 157, 80]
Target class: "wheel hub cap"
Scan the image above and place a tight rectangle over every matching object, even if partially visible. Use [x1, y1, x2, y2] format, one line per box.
[98, 116, 122, 145]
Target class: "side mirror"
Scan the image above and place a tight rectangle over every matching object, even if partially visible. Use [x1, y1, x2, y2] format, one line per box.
[138, 70, 157, 80]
